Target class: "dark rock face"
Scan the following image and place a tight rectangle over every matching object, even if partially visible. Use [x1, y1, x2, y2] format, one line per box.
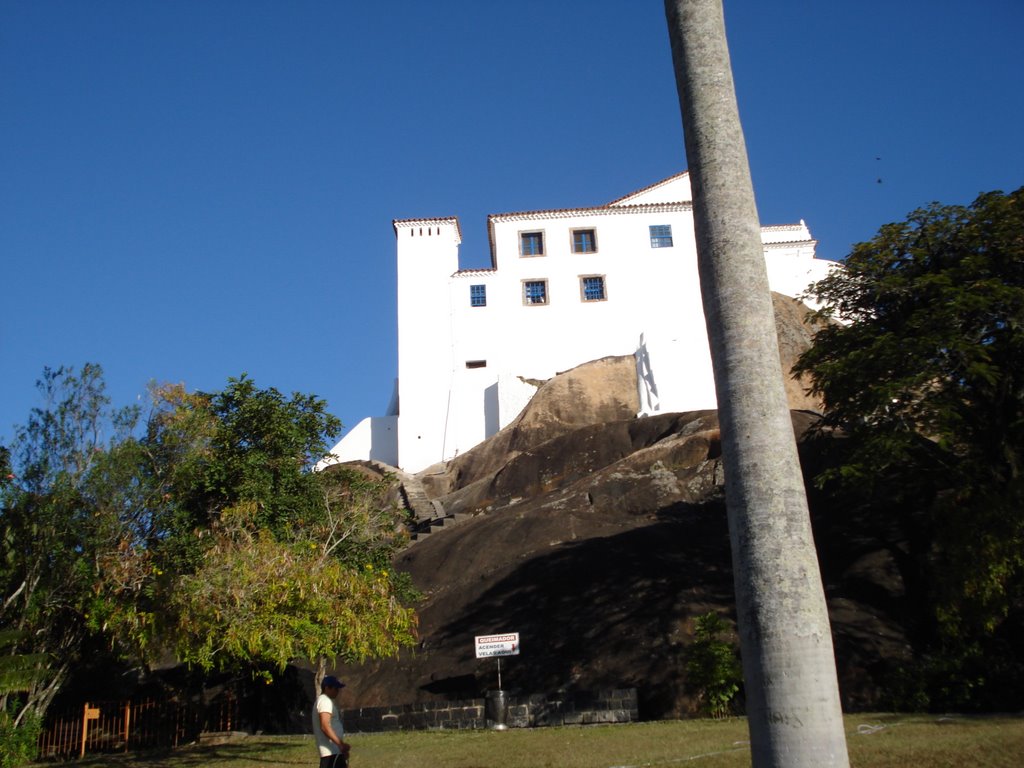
[340, 412, 907, 718]
[335, 297, 907, 718]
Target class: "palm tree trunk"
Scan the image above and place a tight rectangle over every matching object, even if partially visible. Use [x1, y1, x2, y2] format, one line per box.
[664, 2, 849, 765]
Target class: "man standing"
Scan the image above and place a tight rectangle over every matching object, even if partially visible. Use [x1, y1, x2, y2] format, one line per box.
[313, 675, 351, 768]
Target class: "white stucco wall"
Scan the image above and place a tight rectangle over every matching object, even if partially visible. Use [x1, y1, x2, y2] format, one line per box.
[323, 173, 839, 473]
[315, 415, 398, 470]
[394, 218, 463, 472]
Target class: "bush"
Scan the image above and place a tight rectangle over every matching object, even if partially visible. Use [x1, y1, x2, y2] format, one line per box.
[0, 702, 41, 768]
[685, 612, 742, 719]
[882, 640, 1024, 713]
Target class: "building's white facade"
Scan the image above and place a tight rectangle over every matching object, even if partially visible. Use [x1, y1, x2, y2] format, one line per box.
[323, 172, 836, 473]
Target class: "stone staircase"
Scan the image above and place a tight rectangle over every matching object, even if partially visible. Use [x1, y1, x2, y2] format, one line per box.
[361, 460, 470, 545]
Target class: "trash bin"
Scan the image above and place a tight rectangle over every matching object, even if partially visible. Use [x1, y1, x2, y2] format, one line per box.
[485, 689, 509, 730]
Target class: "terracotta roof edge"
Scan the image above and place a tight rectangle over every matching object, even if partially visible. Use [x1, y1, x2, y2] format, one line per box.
[606, 171, 691, 206]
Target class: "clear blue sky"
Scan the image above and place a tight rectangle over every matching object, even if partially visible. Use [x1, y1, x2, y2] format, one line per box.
[3, 0, 1022, 446]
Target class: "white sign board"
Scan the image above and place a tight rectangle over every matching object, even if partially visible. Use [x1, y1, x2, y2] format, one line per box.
[475, 632, 520, 659]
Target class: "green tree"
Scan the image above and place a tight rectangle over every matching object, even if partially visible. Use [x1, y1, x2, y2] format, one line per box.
[94, 376, 417, 676]
[0, 364, 138, 724]
[2, 366, 418, 732]
[795, 188, 1024, 705]
[664, 1, 849, 763]
[178, 376, 342, 535]
[168, 502, 415, 674]
[0, 447, 11, 486]
[0, 630, 48, 697]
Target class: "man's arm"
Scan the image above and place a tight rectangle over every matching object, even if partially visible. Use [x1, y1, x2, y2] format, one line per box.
[317, 712, 350, 753]
[319, 711, 350, 753]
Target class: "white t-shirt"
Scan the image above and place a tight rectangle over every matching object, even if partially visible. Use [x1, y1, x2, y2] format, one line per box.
[313, 692, 344, 757]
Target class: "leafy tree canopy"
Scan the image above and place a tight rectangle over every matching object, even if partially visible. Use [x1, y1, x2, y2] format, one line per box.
[2, 367, 417, 726]
[1, 364, 136, 720]
[183, 376, 341, 533]
[169, 503, 414, 673]
[95, 376, 416, 672]
[795, 188, 1024, 651]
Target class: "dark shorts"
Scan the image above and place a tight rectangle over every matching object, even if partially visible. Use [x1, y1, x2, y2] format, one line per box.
[319, 754, 348, 768]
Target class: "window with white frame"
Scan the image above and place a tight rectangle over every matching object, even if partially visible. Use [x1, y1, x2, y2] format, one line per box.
[649, 224, 673, 248]
[580, 275, 606, 302]
[520, 231, 545, 257]
[523, 279, 548, 305]
[572, 228, 597, 253]
[470, 284, 486, 307]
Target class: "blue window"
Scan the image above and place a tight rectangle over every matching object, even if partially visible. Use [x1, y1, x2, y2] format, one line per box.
[523, 280, 548, 305]
[650, 224, 673, 248]
[520, 231, 544, 256]
[581, 276, 606, 302]
[572, 228, 597, 253]
[470, 284, 487, 307]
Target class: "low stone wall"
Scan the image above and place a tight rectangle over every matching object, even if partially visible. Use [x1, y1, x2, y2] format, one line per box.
[343, 688, 638, 732]
[506, 689, 639, 728]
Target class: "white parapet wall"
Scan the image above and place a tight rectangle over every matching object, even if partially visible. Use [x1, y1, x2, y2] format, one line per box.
[316, 415, 398, 471]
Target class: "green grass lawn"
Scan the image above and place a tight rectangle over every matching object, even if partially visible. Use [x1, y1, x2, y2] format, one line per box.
[74, 714, 1024, 768]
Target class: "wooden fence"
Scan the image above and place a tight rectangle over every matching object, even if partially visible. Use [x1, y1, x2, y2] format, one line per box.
[37, 693, 239, 761]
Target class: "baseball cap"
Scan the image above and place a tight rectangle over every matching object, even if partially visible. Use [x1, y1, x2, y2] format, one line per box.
[322, 676, 346, 690]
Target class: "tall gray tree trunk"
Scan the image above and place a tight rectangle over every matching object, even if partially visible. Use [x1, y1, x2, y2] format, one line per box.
[663, 2, 849, 765]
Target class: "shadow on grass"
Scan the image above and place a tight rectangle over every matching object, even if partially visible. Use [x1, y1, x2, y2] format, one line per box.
[77, 738, 310, 767]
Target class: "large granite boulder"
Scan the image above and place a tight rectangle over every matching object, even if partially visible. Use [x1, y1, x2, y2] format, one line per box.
[424, 292, 825, 498]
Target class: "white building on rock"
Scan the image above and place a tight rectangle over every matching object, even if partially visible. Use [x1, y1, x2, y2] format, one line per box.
[323, 172, 837, 474]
